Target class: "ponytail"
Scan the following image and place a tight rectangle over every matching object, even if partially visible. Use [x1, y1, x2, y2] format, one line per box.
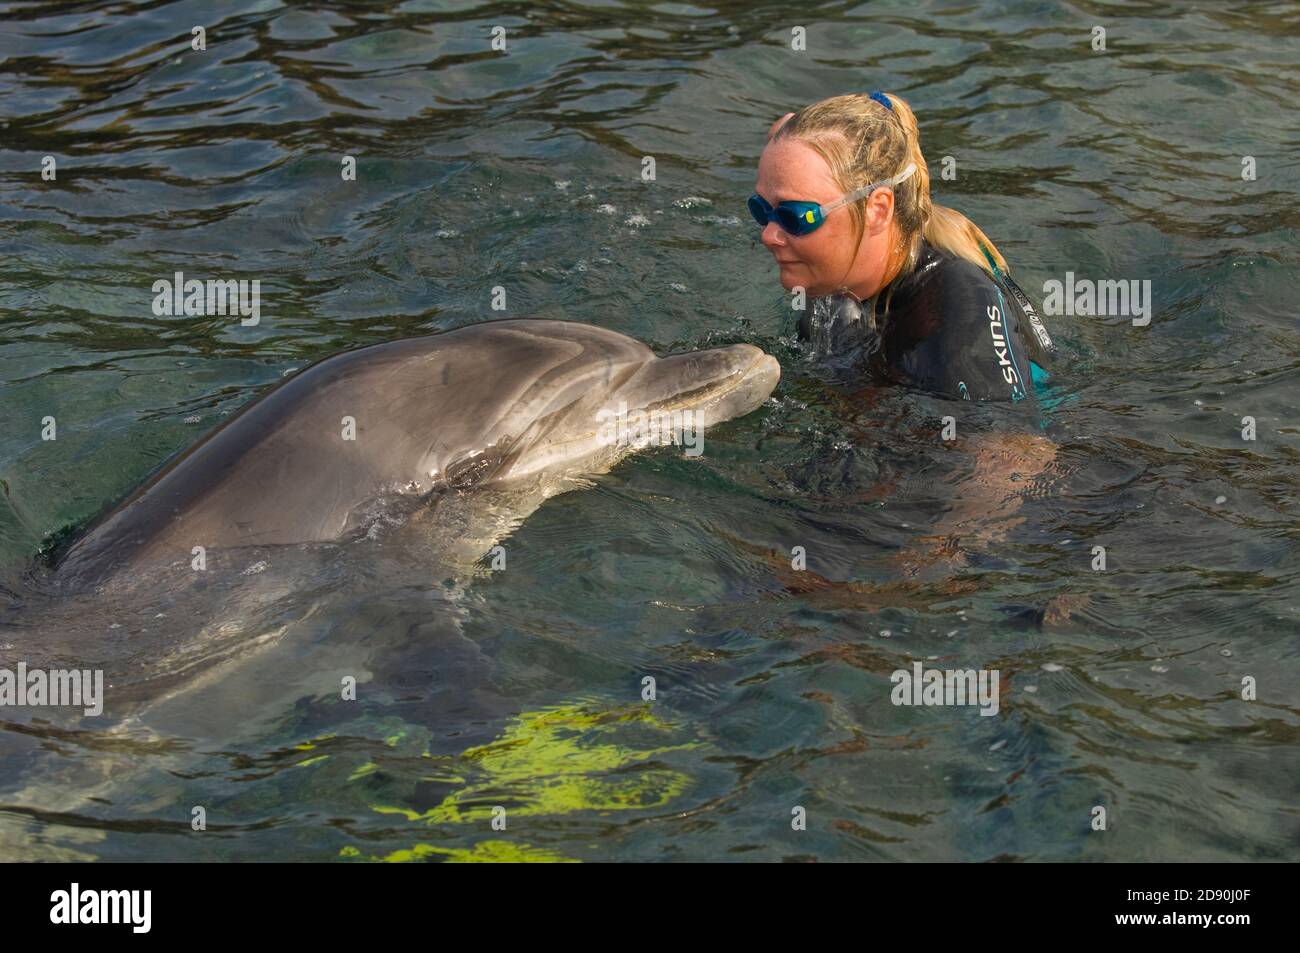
[924, 203, 1008, 274]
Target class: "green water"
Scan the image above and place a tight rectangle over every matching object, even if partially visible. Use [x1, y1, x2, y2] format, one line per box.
[0, 0, 1297, 861]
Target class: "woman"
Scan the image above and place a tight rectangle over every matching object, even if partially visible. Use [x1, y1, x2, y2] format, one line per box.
[751, 91, 1058, 402]
[753, 92, 1068, 587]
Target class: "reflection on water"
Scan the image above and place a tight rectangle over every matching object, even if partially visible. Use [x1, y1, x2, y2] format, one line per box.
[0, 1, 1297, 861]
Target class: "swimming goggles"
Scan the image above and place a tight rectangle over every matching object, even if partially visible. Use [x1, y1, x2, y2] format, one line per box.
[748, 163, 917, 237]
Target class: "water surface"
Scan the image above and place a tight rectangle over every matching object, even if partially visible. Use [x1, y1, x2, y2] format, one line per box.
[0, 0, 1297, 861]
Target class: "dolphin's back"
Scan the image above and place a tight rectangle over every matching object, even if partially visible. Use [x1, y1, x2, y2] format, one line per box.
[53, 320, 654, 585]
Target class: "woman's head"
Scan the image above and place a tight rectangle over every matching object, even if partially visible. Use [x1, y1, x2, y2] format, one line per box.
[753, 92, 1006, 302]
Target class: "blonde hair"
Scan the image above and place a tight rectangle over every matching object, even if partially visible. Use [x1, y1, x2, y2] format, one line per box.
[771, 92, 1007, 312]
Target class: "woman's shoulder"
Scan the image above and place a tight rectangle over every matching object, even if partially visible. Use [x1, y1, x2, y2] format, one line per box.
[891, 240, 999, 314]
[883, 242, 1040, 401]
[881, 241, 1003, 359]
[900, 243, 1058, 365]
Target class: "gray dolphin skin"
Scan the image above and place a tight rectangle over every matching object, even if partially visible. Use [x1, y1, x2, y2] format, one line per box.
[53, 319, 780, 587]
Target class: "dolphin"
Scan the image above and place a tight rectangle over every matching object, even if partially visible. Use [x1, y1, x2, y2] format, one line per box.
[50, 319, 781, 590]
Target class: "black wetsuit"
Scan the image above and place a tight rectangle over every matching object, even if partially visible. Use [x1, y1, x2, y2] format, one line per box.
[798, 239, 1058, 402]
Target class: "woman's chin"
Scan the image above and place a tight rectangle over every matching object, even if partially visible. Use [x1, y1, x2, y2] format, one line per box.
[777, 264, 808, 290]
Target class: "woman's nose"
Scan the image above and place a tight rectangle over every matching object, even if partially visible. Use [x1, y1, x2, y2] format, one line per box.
[760, 220, 786, 249]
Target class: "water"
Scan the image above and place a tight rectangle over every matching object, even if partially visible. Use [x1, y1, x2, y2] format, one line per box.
[1, 0, 1297, 862]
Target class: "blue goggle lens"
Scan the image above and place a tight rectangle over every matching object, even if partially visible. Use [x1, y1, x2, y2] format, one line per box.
[748, 195, 823, 236]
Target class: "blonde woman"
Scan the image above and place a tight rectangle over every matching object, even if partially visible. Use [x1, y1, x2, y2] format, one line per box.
[752, 91, 1057, 401]
[753, 92, 1067, 583]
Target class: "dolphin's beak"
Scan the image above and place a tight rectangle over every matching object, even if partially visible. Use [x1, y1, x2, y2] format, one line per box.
[625, 343, 781, 423]
[706, 343, 782, 421]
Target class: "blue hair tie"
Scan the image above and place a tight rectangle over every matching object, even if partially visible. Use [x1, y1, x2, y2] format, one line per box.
[868, 91, 893, 111]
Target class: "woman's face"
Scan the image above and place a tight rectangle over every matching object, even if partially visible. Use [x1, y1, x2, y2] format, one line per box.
[753, 137, 895, 300]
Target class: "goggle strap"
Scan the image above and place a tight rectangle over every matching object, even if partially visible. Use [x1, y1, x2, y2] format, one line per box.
[820, 162, 918, 215]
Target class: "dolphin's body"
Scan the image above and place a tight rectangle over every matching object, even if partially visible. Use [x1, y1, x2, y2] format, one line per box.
[52, 319, 780, 589]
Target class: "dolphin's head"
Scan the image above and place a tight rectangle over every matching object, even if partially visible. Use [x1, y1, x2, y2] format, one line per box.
[428, 322, 780, 487]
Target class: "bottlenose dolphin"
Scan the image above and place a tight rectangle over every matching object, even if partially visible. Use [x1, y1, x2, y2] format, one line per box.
[51, 319, 780, 589]
[3, 316, 779, 723]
